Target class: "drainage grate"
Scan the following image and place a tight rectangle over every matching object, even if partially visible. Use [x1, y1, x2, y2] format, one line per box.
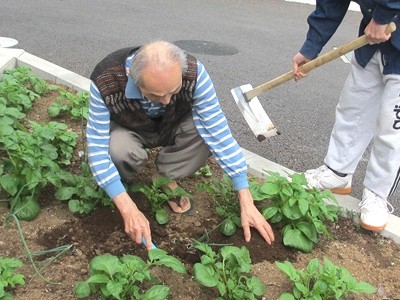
[173, 40, 239, 56]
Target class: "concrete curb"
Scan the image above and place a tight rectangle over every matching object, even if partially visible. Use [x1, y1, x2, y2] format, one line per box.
[1, 47, 399, 243]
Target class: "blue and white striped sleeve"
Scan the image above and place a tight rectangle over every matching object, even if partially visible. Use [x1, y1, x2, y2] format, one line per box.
[86, 81, 125, 199]
[192, 61, 248, 190]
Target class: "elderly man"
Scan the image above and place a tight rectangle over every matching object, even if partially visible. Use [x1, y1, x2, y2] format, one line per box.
[87, 40, 275, 250]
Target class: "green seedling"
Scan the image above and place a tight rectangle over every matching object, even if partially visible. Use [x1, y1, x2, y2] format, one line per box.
[198, 174, 241, 236]
[0, 66, 54, 114]
[130, 176, 192, 225]
[0, 120, 78, 220]
[250, 172, 339, 253]
[11, 194, 41, 222]
[28, 121, 78, 166]
[75, 250, 186, 300]
[193, 242, 265, 300]
[276, 257, 376, 299]
[55, 163, 112, 214]
[194, 165, 212, 177]
[0, 100, 26, 136]
[2, 66, 55, 96]
[0, 256, 25, 300]
[0, 72, 37, 112]
[47, 88, 89, 120]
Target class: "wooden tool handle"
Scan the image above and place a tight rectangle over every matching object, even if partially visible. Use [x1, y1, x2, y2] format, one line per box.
[244, 22, 396, 101]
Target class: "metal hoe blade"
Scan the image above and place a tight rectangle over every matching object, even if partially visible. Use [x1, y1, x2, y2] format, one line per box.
[231, 84, 278, 141]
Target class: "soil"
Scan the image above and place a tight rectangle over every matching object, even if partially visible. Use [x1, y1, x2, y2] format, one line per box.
[1, 86, 400, 300]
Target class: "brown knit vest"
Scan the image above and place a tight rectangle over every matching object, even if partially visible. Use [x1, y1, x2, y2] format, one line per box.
[90, 46, 198, 145]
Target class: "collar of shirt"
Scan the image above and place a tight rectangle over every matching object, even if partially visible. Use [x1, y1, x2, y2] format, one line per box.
[125, 51, 142, 99]
[125, 76, 142, 99]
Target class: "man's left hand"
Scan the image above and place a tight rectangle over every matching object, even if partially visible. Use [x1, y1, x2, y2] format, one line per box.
[238, 188, 275, 245]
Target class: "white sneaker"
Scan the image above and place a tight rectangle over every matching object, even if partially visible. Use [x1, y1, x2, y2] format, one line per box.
[359, 188, 393, 231]
[304, 165, 352, 194]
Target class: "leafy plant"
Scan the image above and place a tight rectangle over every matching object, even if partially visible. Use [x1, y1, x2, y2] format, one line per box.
[2, 66, 55, 96]
[47, 88, 89, 120]
[0, 66, 58, 139]
[130, 176, 192, 225]
[0, 99, 26, 136]
[28, 121, 78, 166]
[193, 242, 265, 300]
[0, 73, 36, 112]
[55, 163, 112, 214]
[0, 256, 25, 299]
[0, 66, 53, 113]
[0, 120, 78, 220]
[250, 172, 339, 253]
[195, 165, 212, 177]
[1, 131, 59, 220]
[198, 174, 241, 236]
[276, 257, 376, 299]
[75, 249, 186, 300]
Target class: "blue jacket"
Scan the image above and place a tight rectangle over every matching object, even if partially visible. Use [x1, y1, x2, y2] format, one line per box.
[300, 0, 400, 74]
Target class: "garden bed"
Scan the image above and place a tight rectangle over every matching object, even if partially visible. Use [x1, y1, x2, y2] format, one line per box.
[1, 67, 400, 299]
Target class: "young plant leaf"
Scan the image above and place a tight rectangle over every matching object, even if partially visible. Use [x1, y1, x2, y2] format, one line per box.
[193, 263, 219, 287]
[155, 209, 169, 225]
[75, 282, 90, 298]
[89, 254, 121, 276]
[282, 226, 313, 253]
[142, 285, 170, 300]
[14, 196, 41, 221]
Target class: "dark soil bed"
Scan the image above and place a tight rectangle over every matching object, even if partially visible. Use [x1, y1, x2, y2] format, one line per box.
[1, 84, 400, 300]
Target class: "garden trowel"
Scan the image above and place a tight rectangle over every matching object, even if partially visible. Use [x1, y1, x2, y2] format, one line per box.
[231, 22, 396, 142]
[142, 236, 158, 249]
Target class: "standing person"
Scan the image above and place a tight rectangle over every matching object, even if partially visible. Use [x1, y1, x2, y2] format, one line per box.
[87, 40, 275, 250]
[292, 0, 400, 232]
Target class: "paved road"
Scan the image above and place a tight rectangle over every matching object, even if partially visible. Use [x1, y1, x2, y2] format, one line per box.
[2, 0, 398, 214]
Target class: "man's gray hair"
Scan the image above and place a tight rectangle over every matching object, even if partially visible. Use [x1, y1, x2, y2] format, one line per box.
[130, 41, 188, 87]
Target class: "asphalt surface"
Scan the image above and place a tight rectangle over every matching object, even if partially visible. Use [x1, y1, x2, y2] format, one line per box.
[1, 0, 398, 214]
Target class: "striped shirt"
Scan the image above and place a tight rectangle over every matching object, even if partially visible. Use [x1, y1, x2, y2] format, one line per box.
[87, 56, 248, 199]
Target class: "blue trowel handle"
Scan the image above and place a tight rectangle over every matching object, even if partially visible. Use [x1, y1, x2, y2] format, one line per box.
[142, 236, 158, 250]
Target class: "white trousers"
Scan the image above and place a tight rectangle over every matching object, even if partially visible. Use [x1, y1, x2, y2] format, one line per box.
[325, 51, 400, 197]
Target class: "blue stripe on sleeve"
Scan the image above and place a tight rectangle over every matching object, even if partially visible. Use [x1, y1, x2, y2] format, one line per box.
[192, 61, 248, 190]
[87, 82, 126, 198]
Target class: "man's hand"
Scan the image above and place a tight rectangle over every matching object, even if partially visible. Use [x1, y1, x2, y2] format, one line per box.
[292, 52, 311, 81]
[113, 192, 153, 250]
[365, 19, 392, 44]
[237, 188, 275, 245]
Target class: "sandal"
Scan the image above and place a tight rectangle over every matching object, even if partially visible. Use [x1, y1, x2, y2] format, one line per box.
[167, 196, 193, 214]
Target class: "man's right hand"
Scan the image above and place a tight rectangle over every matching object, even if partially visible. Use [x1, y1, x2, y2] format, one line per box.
[365, 19, 392, 44]
[292, 52, 311, 81]
[113, 192, 153, 250]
